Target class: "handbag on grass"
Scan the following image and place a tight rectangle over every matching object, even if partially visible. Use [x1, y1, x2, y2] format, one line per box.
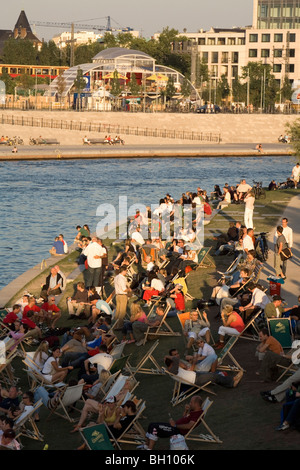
[280, 247, 292, 261]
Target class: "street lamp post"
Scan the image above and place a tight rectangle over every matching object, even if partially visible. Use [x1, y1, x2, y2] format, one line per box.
[35, 72, 38, 110]
[247, 68, 250, 113]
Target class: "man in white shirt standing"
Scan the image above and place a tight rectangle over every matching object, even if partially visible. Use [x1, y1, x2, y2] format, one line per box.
[243, 228, 255, 254]
[291, 163, 300, 189]
[114, 266, 129, 328]
[281, 218, 293, 248]
[83, 237, 107, 289]
[244, 191, 255, 229]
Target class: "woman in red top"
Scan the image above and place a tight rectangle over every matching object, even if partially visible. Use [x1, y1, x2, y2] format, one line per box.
[215, 304, 245, 349]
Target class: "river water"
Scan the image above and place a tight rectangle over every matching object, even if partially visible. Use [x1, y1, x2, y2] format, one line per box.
[0, 155, 295, 290]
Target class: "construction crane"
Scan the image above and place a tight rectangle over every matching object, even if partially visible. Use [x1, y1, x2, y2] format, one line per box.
[30, 16, 133, 66]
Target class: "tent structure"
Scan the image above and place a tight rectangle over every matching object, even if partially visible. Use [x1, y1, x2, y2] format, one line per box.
[46, 47, 199, 102]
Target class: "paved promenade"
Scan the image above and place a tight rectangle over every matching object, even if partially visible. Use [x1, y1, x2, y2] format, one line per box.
[260, 193, 300, 307]
[0, 142, 292, 161]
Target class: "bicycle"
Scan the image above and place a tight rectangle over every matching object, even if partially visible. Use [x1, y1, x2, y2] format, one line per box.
[255, 231, 269, 261]
[252, 181, 266, 200]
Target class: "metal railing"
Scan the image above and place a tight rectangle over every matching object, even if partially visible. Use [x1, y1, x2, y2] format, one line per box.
[0, 114, 221, 143]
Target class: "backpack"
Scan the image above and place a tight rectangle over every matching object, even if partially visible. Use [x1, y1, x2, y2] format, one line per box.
[170, 434, 189, 450]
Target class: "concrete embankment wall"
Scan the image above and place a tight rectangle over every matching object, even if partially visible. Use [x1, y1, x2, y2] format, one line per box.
[0, 110, 299, 145]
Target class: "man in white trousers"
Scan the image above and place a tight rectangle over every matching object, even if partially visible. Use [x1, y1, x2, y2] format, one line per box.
[244, 190, 255, 230]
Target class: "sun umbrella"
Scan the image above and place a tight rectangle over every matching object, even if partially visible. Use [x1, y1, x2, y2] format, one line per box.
[147, 73, 168, 81]
[103, 72, 128, 80]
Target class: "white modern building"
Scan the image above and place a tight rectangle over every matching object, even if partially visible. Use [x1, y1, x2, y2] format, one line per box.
[52, 31, 104, 49]
[172, 0, 300, 88]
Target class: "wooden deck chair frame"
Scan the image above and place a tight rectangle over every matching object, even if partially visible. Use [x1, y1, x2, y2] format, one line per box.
[3, 330, 33, 359]
[46, 383, 85, 422]
[177, 311, 215, 346]
[141, 247, 158, 268]
[143, 304, 181, 345]
[105, 400, 147, 447]
[158, 258, 170, 270]
[217, 253, 244, 284]
[109, 354, 132, 376]
[275, 362, 298, 383]
[163, 368, 216, 407]
[22, 354, 66, 391]
[80, 423, 120, 450]
[105, 289, 116, 308]
[184, 397, 222, 444]
[129, 340, 164, 376]
[103, 373, 139, 402]
[14, 399, 44, 442]
[92, 370, 121, 401]
[0, 321, 11, 340]
[235, 309, 263, 342]
[110, 341, 127, 360]
[0, 350, 19, 386]
[195, 247, 214, 270]
[216, 335, 245, 372]
[275, 342, 300, 382]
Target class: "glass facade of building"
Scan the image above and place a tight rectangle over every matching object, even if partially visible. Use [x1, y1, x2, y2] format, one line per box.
[256, 0, 300, 28]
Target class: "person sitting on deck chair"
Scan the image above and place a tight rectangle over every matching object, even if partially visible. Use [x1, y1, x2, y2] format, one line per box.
[138, 395, 203, 450]
[183, 310, 211, 352]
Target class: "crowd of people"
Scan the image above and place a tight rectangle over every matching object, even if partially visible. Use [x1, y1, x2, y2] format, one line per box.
[0, 168, 299, 450]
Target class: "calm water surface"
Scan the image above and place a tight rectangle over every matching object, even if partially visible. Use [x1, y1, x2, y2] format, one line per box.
[0, 155, 295, 290]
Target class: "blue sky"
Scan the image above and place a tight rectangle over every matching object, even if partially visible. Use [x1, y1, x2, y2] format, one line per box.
[2, 0, 253, 40]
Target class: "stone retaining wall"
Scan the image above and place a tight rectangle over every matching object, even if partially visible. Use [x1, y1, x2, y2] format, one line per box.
[0, 110, 298, 145]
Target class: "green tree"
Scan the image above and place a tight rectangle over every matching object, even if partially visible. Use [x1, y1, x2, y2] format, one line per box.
[0, 72, 16, 95]
[181, 77, 192, 98]
[110, 69, 122, 97]
[56, 71, 67, 105]
[129, 72, 141, 95]
[73, 67, 86, 110]
[16, 72, 35, 95]
[286, 119, 300, 155]
[195, 56, 209, 88]
[281, 75, 293, 102]
[2, 38, 37, 65]
[232, 76, 247, 104]
[241, 61, 276, 110]
[216, 75, 231, 104]
[38, 41, 61, 66]
[165, 75, 176, 100]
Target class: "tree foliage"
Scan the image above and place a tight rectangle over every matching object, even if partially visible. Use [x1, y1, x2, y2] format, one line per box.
[286, 119, 300, 155]
[2, 38, 37, 64]
[73, 67, 86, 93]
[110, 69, 122, 97]
[281, 75, 293, 102]
[129, 72, 141, 95]
[241, 61, 279, 109]
[0, 72, 16, 94]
